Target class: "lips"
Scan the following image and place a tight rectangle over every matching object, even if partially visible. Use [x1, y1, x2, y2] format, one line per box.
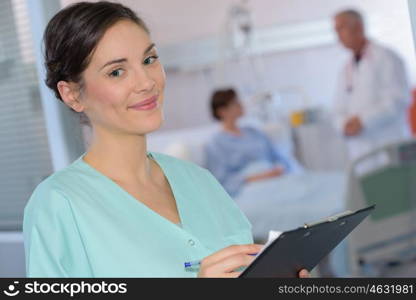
[128, 95, 158, 109]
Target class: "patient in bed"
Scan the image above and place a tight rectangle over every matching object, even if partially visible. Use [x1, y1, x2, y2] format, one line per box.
[205, 88, 344, 277]
[205, 88, 297, 197]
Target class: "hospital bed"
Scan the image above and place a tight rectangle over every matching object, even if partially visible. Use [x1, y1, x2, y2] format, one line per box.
[346, 139, 416, 277]
[231, 164, 348, 277]
[234, 170, 346, 242]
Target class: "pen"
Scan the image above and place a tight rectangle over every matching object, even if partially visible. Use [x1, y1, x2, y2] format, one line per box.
[184, 253, 258, 269]
[184, 260, 200, 268]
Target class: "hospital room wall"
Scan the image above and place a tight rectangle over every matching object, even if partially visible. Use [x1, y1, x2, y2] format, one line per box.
[60, 0, 416, 49]
[140, 0, 416, 131]
[60, 0, 416, 131]
[159, 44, 347, 131]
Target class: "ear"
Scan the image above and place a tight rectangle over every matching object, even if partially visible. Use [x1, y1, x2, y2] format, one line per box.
[56, 81, 85, 113]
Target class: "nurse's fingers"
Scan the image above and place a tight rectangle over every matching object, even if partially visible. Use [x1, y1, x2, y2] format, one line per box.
[201, 244, 263, 268]
[215, 252, 256, 273]
[221, 272, 242, 278]
[198, 252, 255, 277]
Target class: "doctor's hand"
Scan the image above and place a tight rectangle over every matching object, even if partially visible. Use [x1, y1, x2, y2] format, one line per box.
[197, 244, 311, 278]
[298, 269, 310, 278]
[344, 116, 363, 137]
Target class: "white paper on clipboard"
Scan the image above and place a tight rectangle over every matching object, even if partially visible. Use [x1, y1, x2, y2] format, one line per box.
[250, 230, 282, 265]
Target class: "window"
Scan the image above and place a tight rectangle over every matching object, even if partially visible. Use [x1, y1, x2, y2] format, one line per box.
[0, 0, 53, 230]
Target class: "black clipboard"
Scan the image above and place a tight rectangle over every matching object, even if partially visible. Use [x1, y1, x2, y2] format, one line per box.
[239, 205, 375, 277]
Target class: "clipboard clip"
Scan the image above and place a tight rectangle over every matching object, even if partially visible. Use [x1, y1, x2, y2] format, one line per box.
[303, 210, 353, 228]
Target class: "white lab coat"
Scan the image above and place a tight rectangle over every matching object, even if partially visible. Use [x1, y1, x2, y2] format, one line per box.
[333, 41, 410, 161]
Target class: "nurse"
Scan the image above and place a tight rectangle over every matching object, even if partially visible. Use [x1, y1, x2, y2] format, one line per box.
[23, 1, 308, 278]
[332, 9, 410, 161]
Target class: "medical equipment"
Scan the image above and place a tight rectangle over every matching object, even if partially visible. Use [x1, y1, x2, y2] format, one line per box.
[346, 139, 416, 276]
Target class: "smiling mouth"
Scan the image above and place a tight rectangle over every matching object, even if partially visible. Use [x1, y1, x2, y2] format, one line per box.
[128, 95, 159, 111]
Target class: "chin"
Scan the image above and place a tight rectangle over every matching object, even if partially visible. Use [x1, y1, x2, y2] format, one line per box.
[139, 114, 164, 135]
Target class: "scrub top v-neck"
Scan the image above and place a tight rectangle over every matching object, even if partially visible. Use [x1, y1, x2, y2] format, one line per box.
[23, 152, 253, 277]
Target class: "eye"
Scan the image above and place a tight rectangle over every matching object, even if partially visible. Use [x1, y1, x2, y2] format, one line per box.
[108, 68, 124, 77]
[143, 55, 159, 65]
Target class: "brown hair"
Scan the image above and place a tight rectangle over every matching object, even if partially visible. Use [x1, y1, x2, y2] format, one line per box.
[210, 88, 238, 120]
[43, 1, 149, 124]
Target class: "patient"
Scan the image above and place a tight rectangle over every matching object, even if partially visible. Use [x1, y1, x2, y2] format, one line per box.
[205, 88, 294, 197]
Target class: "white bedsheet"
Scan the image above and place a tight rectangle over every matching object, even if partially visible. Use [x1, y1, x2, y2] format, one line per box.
[235, 171, 347, 241]
[234, 171, 349, 276]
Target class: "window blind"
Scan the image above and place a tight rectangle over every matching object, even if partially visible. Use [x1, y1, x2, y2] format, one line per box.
[0, 0, 53, 230]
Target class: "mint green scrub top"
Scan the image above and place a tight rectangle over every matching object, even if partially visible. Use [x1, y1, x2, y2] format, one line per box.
[23, 152, 253, 277]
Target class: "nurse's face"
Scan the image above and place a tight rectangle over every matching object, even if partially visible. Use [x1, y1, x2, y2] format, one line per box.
[75, 20, 166, 135]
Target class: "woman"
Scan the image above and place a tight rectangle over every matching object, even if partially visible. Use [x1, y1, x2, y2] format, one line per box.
[23, 1, 308, 278]
[206, 88, 297, 197]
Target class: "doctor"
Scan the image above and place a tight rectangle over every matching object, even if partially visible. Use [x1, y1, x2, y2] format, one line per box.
[332, 9, 410, 161]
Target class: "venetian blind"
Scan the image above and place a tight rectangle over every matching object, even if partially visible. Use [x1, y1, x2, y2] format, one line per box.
[0, 0, 53, 230]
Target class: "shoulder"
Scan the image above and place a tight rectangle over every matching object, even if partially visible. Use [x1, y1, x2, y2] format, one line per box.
[206, 130, 227, 145]
[243, 126, 266, 138]
[27, 165, 74, 200]
[203, 131, 230, 157]
[242, 125, 259, 133]
[24, 175, 73, 240]
[24, 161, 85, 221]
[370, 42, 403, 63]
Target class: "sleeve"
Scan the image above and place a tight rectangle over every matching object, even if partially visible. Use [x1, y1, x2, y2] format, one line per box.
[359, 51, 410, 130]
[23, 184, 93, 277]
[332, 65, 350, 134]
[252, 128, 292, 172]
[204, 142, 246, 197]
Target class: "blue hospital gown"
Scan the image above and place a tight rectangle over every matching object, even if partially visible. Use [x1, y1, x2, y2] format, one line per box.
[205, 127, 292, 197]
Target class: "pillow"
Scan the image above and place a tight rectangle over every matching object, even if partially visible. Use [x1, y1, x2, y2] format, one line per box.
[164, 142, 192, 161]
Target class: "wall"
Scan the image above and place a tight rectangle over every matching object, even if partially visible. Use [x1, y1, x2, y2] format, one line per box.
[61, 0, 416, 48]
[61, 0, 416, 131]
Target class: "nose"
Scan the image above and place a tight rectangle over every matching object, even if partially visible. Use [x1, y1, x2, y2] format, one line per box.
[133, 66, 156, 93]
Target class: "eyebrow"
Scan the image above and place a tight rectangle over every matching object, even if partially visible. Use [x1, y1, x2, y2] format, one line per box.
[99, 43, 156, 70]
[144, 43, 156, 55]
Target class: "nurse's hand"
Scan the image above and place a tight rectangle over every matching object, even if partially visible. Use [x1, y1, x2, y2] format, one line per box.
[197, 244, 311, 278]
[197, 244, 262, 278]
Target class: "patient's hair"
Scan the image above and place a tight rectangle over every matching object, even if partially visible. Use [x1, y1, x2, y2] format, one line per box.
[210, 88, 238, 120]
[43, 1, 149, 124]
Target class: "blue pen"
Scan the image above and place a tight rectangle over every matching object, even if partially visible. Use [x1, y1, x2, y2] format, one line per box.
[184, 260, 200, 268]
[184, 253, 258, 269]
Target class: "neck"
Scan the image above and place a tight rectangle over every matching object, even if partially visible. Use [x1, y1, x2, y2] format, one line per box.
[353, 37, 368, 56]
[222, 119, 240, 134]
[83, 125, 152, 184]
